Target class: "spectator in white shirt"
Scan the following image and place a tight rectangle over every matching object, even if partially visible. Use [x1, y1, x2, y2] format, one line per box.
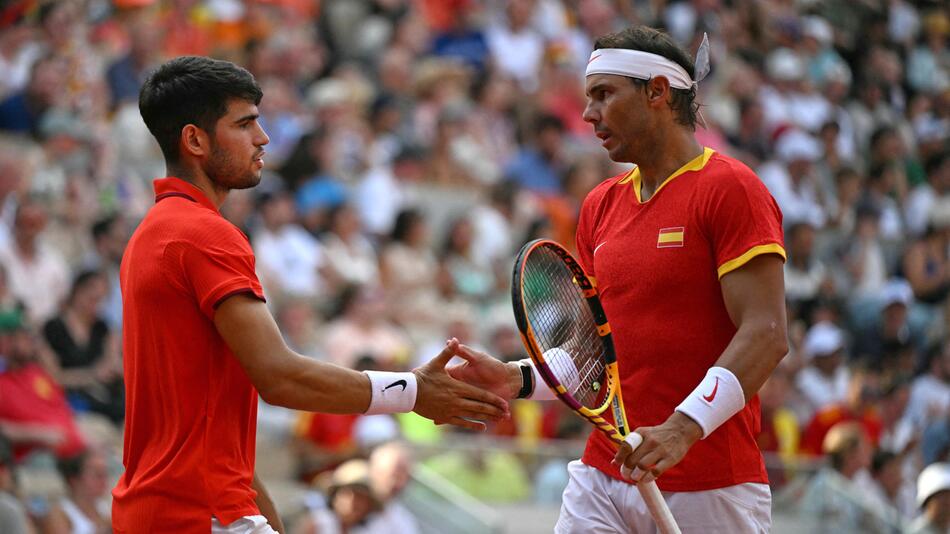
[252, 191, 324, 301]
[760, 129, 829, 229]
[797, 321, 851, 416]
[0, 200, 68, 325]
[905, 343, 950, 434]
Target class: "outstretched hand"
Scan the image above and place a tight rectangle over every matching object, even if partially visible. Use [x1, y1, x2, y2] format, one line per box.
[447, 344, 522, 400]
[413, 339, 510, 431]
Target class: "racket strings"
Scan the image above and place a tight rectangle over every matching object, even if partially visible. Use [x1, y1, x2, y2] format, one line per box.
[522, 247, 607, 409]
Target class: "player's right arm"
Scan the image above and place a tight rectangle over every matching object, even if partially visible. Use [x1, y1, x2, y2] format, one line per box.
[214, 294, 508, 429]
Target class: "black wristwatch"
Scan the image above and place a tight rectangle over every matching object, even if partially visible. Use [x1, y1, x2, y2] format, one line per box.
[516, 360, 534, 399]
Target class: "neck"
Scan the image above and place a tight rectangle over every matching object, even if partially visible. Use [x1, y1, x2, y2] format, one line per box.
[166, 163, 228, 208]
[66, 306, 94, 326]
[636, 130, 703, 201]
[15, 237, 33, 253]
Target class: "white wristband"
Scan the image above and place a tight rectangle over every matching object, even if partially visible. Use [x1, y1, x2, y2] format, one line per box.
[364, 371, 418, 415]
[674, 366, 745, 439]
[519, 358, 557, 401]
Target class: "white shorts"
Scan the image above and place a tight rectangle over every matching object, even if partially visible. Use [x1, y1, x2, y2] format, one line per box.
[555, 460, 771, 533]
[211, 515, 278, 534]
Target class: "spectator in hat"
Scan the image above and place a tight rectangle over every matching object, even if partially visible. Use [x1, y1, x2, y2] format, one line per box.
[800, 421, 880, 534]
[369, 441, 419, 534]
[296, 459, 383, 534]
[796, 321, 851, 415]
[854, 279, 923, 368]
[909, 462, 950, 534]
[801, 366, 884, 455]
[760, 129, 828, 229]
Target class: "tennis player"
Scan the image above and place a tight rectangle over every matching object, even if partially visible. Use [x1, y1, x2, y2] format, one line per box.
[112, 56, 508, 533]
[451, 26, 787, 532]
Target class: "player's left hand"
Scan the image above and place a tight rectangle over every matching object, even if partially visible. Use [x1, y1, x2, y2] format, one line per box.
[612, 411, 703, 484]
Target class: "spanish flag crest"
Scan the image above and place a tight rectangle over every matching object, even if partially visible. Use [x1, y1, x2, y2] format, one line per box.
[657, 227, 685, 248]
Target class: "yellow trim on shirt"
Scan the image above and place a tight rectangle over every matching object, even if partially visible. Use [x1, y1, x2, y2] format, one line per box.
[717, 244, 787, 279]
[619, 147, 716, 203]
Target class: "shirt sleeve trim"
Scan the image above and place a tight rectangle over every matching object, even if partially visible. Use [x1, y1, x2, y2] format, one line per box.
[717, 243, 786, 279]
[212, 287, 266, 311]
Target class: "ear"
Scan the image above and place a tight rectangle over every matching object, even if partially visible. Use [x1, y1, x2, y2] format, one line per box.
[646, 76, 670, 107]
[180, 124, 210, 159]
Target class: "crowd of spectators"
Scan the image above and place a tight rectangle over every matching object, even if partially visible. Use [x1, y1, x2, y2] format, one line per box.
[0, 0, 947, 532]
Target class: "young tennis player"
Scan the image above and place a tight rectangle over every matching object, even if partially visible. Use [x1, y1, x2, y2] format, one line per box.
[113, 56, 508, 533]
[451, 26, 788, 532]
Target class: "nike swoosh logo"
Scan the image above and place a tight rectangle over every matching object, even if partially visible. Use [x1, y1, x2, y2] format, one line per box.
[593, 242, 607, 255]
[588, 54, 602, 65]
[384, 380, 408, 392]
[703, 377, 719, 403]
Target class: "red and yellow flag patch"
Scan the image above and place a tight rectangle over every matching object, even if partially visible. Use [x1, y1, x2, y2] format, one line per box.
[657, 227, 685, 248]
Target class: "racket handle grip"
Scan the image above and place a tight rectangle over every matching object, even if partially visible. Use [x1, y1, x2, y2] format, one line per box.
[623, 433, 682, 534]
[638, 480, 681, 534]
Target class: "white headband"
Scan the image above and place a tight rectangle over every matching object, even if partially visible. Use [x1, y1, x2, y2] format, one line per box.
[586, 33, 710, 90]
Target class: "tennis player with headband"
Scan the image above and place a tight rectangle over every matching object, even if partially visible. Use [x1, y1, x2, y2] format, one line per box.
[451, 26, 788, 532]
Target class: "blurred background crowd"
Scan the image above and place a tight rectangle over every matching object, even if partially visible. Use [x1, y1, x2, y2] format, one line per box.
[0, 0, 947, 532]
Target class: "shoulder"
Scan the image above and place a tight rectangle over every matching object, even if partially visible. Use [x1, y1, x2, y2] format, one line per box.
[696, 152, 767, 191]
[156, 204, 253, 253]
[581, 171, 629, 211]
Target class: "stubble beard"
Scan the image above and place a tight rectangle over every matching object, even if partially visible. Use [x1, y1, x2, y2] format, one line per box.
[207, 143, 261, 191]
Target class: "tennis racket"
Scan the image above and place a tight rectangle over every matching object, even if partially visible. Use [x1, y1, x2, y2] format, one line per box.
[511, 239, 680, 534]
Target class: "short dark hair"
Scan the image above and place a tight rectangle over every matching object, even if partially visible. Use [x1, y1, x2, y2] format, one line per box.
[390, 209, 423, 243]
[91, 214, 117, 242]
[139, 56, 263, 164]
[68, 270, 104, 304]
[594, 26, 699, 129]
[56, 450, 89, 483]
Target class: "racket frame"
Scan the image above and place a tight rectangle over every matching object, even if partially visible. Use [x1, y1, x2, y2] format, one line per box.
[512, 239, 681, 534]
[511, 239, 630, 444]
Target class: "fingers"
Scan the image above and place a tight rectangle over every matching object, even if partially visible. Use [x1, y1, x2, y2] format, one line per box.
[632, 449, 663, 484]
[428, 338, 460, 368]
[611, 440, 633, 467]
[455, 343, 487, 364]
[457, 398, 507, 420]
[455, 380, 509, 415]
[444, 361, 468, 381]
[444, 417, 487, 432]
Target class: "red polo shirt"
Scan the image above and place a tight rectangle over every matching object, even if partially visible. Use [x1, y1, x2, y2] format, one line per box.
[112, 178, 265, 532]
[576, 149, 785, 491]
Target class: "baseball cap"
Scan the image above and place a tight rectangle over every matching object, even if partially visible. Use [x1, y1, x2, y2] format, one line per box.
[879, 278, 913, 308]
[776, 129, 822, 163]
[767, 48, 805, 81]
[319, 459, 382, 508]
[802, 321, 845, 360]
[916, 462, 950, 508]
[0, 309, 24, 333]
[802, 16, 833, 46]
